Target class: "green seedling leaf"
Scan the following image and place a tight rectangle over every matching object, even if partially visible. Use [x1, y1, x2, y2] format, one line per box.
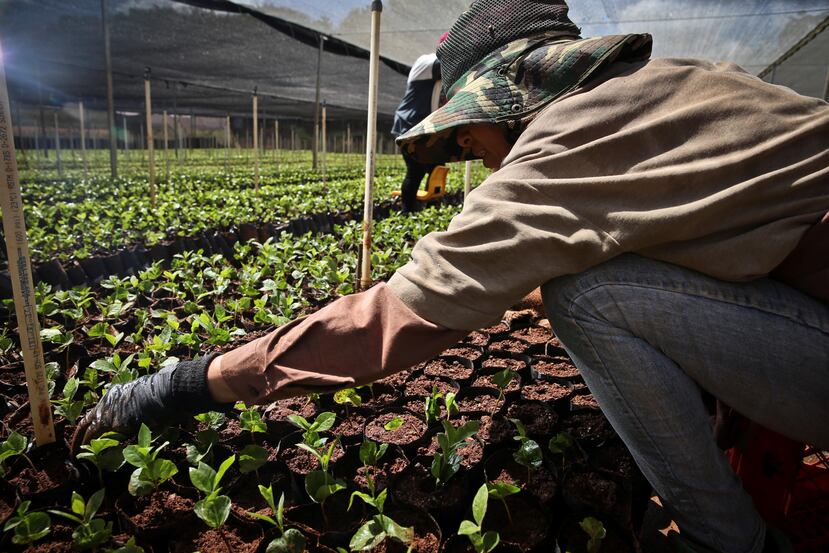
[486, 481, 521, 500]
[514, 438, 543, 470]
[472, 483, 488, 527]
[194, 495, 232, 529]
[383, 417, 404, 431]
[238, 444, 268, 474]
[304, 470, 346, 503]
[358, 440, 388, 468]
[580, 516, 607, 553]
[265, 528, 306, 553]
[333, 388, 362, 407]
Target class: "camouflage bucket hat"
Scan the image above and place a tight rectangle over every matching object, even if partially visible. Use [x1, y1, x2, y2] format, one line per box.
[396, 0, 653, 164]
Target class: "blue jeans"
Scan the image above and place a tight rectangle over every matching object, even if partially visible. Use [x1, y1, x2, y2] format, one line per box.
[541, 254, 829, 553]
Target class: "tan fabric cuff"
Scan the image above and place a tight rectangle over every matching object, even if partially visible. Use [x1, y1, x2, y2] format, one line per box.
[219, 283, 467, 405]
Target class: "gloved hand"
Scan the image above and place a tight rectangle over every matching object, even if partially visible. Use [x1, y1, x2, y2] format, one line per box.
[71, 353, 227, 453]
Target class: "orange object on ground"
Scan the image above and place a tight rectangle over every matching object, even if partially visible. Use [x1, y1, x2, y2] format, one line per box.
[727, 422, 829, 551]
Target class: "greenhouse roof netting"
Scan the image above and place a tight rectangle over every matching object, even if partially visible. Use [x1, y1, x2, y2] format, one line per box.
[1, 0, 827, 122]
[0, 0, 412, 121]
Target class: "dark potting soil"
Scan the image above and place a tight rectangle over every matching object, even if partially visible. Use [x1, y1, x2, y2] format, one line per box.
[124, 489, 195, 529]
[590, 443, 638, 479]
[439, 346, 482, 362]
[563, 470, 619, 513]
[25, 522, 75, 553]
[369, 510, 442, 553]
[394, 460, 466, 512]
[263, 397, 318, 424]
[557, 517, 633, 553]
[482, 322, 509, 335]
[170, 523, 262, 553]
[462, 331, 489, 347]
[353, 452, 409, 492]
[456, 392, 504, 415]
[477, 415, 513, 445]
[375, 367, 414, 388]
[471, 373, 521, 395]
[281, 442, 346, 475]
[404, 376, 458, 398]
[332, 411, 367, 440]
[423, 358, 474, 382]
[488, 339, 530, 354]
[510, 326, 552, 345]
[547, 335, 565, 350]
[9, 447, 73, 497]
[521, 381, 572, 403]
[571, 393, 600, 411]
[418, 436, 483, 469]
[505, 401, 558, 437]
[481, 355, 525, 373]
[561, 411, 617, 444]
[487, 494, 549, 550]
[358, 384, 401, 409]
[364, 412, 426, 446]
[490, 461, 557, 505]
[532, 356, 581, 380]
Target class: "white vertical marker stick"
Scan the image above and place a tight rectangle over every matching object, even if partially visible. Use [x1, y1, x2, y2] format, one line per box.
[0, 40, 56, 445]
[163, 110, 170, 182]
[360, 0, 382, 290]
[464, 160, 472, 200]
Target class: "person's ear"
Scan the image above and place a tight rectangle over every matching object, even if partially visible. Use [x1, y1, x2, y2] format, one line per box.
[456, 127, 473, 149]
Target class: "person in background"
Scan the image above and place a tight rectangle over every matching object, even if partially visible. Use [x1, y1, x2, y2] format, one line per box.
[390, 33, 447, 213]
[76, 1, 829, 552]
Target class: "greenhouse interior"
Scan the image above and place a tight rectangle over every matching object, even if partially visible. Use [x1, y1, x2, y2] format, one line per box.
[0, 0, 827, 552]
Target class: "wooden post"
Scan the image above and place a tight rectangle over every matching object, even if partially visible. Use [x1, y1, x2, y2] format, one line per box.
[123, 116, 129, 159]
[101, 0, 117, 178]
[144, 68, 156, 208]
[291, 126, 296, 152]
[464, 160, 472, 200]
[225, 115, 230, 174]
[313, 35, 324, 170]
[252, 90, 259, 192]
[360, 1, 382, 290]
[139, 122, 145, 162]
[53, 111, 63, 177]
[0, 41, 56, 445]
[273, 119, 279, 162]
[163, 110, 170, 181]
[321, 102, 327, 177]
[79, 101, 88, 179]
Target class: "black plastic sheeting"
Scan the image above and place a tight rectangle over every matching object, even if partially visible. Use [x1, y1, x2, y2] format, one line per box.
[0, 0, 409, 121]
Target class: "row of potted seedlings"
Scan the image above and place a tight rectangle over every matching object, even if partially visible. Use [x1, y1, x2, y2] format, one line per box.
[0, 314, 650, 552]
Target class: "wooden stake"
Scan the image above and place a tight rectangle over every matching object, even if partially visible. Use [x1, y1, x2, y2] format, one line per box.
[252, 91, 259, 192]
[313, 35, 324, 171]
[79, 101, 88, 180]
[101, 0, 117, 178]
[163, 110, 170, 181]
[274, 119, 279, 162]
[53, 111, 63, 178]
[144, 68, 156, 208]
[321, 102, 327, 177]
[123, 116, 129, 159]
[360, 1, 382, 290]
[0, 41, 56, 445]
[225, 115, 230, 175]
[464, 160, 472, 200]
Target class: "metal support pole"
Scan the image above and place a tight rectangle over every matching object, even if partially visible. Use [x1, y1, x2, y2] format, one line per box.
[144, 68, 156, 208]
[53, 111, 63, 177]
[101, 0, 117, 178]
[253, 90, 259, 192]
[163, 110, 170, 181]
[79, 101, 88, 179]
[464, 160, 472, 200]
[0, 41, 56, 445]
[313, 35, 324, 170]
[360, 1, 382, 290]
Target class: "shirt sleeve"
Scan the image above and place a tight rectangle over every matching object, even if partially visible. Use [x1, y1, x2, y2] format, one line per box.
[217, 283, 467, 405]
[387, 158, 623, 330]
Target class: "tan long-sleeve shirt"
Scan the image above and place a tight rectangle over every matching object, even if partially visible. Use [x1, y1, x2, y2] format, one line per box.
[220, 57, 829, 403]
